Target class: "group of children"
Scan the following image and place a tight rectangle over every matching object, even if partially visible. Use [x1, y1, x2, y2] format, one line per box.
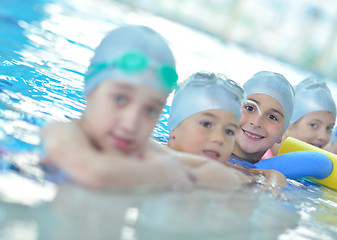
[41, 24, 337, 192]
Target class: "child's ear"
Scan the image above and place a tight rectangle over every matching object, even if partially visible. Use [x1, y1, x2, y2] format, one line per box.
[169, 130, 176, 141]
[168, 130, 177, 148]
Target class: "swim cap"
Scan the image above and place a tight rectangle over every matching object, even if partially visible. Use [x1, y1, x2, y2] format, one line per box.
[167, 71, 246, 132]
[84, 25, 177, 95]
[290, 76, 336, 125]
[243, 71, 295, 131]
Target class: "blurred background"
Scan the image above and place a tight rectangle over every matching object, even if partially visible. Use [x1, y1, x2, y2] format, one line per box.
[114, 0, 337, 80]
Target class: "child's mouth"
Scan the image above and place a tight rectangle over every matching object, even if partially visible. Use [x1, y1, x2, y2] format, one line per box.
[311, 143, 323, 148]
[113, 136, 131, 149]
[242, 129, 264, 141]
[203, 150, 220, 160]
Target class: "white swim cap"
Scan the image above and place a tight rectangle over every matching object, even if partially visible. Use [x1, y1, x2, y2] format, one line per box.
[243, 71, 295, 132]
[167, 72, 246, 132]
[290, 76, 336, 125]
[84, 25, 177, 95]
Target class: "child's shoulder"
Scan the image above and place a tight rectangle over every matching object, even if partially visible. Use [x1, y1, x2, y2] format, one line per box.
[41, 120, 82, 138]
[146, 137, 169, 153]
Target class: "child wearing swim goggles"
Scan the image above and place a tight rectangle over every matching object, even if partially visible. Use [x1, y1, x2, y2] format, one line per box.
[271, 76, 336, 156]
[41, 25, 264, 191]
[41, 25, 198, 190]
[167, 71, 287, 188]
[230, 71, 295, 165]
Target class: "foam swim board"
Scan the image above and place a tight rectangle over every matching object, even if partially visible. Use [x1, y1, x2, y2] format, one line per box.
[255, 137, 337, 190]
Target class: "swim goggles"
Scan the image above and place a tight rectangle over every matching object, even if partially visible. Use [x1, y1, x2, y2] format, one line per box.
[185, 71, 246, 105]
[187, 71, 262, 115]
[85, 50, 178, 92]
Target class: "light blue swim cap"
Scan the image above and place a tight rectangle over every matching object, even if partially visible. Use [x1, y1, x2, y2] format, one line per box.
[290, 76, 336, 125]
[243, 71, 295, 132]
[84, 25, 177, 95]
[167, 72, 246, 132]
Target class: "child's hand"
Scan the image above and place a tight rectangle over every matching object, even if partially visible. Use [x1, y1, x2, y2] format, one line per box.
[156, 157, 197, 190]
[249, 169, 288, 200]
[225, 162, 287, 189]
[259, 169, 287, 188]
[192, 161, 251, 190]
[142, 143, 253, 191]
[142, 149, 197, 190]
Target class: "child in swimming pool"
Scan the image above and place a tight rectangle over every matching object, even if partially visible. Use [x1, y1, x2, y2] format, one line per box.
[167, 72, 242, 163]
[167, 71, 287, 188]
[230, 71, 295, 165]
[271, 76, 336, 156]
[41, 25, 197, 189]
[41, 25, 257, 190]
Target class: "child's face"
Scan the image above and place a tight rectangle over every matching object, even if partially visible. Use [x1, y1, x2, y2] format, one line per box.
[326, 141, 337, 154]
[83, 80, 166, 155]
[234, 93, 285, 159]
[286, 111, 335, 148]
[168, 109, 238, 162]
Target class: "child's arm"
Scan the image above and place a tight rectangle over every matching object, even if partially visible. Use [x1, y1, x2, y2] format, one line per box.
[147, 139, 213, 167]
[192, 161, 254, 190]
[148, 140, 287, 189]
[147, 139, 255, 189]
[257, 169, 287, 188]
[225, 161, 287, 188]
[41, 122, 195, 190]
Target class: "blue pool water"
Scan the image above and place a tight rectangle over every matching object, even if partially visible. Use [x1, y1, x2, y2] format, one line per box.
[1, 0, 337, 239]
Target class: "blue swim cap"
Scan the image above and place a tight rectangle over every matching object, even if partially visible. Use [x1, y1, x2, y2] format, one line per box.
[290, 76, 336, 125]
[84, 25, 177, 95]
[168, 71, 246, 132]
[243, 71, 295, 132]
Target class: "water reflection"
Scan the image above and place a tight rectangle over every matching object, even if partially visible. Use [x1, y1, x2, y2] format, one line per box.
[35, 185, 300, 240]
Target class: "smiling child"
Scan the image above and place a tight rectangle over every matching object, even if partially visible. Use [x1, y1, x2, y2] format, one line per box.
[167, 71, 287, 188]
[231, 71, 295, 165]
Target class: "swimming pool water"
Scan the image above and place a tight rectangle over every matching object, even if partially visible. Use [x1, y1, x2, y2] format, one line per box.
[1, 0, 337, 239]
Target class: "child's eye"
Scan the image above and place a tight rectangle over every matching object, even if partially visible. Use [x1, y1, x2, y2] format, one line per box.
[327, 126, 334, 132]
[244, 105, 255, 112]
[146, 107, 159, 117]
[113, 95, 127, 105]
[224, 129, 234, 136]
[310, 123, 318, 128]
[268, 114, 278, 121]
[200, 121, 212, 128]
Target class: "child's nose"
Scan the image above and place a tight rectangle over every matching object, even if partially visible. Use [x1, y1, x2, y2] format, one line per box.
[120, 108, 139, 134]
[210, 130, 224, 145]
[250, 114, 262, 127]
[317, 129, 330, 143]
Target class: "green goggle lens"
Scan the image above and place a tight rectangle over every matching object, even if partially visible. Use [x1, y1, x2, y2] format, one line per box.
[159, 64, 178, 90]
[115, 51, 149, 73]
[85, 51, 178, 92]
